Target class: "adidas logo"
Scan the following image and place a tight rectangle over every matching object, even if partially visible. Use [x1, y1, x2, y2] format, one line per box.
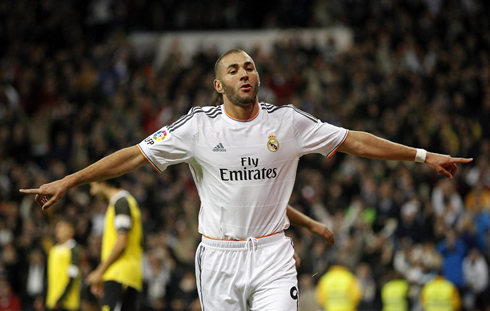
[212, 142, 226, 152]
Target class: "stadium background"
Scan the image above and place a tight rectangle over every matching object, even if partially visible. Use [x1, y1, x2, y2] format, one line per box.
[1, 0, 490, 310]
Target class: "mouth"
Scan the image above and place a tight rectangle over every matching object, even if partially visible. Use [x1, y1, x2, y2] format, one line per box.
[240, 83, 252, 92]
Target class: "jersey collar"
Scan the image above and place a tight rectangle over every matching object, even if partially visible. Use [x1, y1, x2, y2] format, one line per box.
[223, 103, 261, 123]
[109, 190, 128, 205]
[64, 239, 76, 249]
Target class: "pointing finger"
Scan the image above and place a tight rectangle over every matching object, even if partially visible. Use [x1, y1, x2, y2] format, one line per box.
[450, 158, 473, 164]
[19, 188, 42, 194]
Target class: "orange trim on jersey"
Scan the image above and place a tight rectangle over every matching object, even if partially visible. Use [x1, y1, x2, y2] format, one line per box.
[224, 105, 260, 121]
[136, 145, 160, 173]
[203, 230, 284, 241]
[327, 130, 350, 159]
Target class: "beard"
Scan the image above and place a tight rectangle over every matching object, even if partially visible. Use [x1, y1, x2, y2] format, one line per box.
[221, 80, 259, 107]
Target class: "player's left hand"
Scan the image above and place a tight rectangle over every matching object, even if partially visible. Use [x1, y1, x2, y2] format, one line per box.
[309, 220, 335, 245]
[425, 153, 473, 180]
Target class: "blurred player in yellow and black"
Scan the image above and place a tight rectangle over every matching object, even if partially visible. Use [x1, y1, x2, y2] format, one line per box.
[46, 218, 81, 311]
[381, 270, 410, 311]
[420, 273, 461, 311]
[315, 261, 362, 311]
[86, 178, 143, 310]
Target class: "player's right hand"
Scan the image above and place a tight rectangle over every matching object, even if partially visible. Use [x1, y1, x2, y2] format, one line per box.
[310, 220, 335, 245]
[19, 179, 69, 210]
[425, 152, 473, 180]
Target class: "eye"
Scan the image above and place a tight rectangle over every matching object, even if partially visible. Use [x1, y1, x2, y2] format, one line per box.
[229, 70, 237, 74]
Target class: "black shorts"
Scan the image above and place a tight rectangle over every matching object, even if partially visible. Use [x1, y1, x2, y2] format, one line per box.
[101, 281, 140, 311]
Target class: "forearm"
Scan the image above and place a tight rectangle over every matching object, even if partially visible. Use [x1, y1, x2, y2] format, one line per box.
[64, 146, 146, 188]
[338, 131, 417, 161]
[287, 205, 335, 244]
[97, 235, 127, 274]
[21, 146, 148, 209]
[287, 205, 314, 229]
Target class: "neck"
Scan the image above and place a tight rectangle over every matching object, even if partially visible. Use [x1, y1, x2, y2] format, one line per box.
[107, 188, 122, 201]
[223, 100, 259, 121]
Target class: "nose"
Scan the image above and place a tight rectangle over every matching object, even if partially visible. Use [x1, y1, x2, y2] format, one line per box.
[239, 68, 249, 81]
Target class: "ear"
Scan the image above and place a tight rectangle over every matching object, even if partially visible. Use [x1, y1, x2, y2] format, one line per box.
[214, 79, 224, 94]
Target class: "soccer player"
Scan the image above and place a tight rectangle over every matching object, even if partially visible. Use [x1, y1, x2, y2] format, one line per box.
[46, 219, 81, 311]
[21, 49, 472, 310]
[85, 179, 143, 311]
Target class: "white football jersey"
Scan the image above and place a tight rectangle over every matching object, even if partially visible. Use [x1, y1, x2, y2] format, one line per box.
[137, 102, 348, 239]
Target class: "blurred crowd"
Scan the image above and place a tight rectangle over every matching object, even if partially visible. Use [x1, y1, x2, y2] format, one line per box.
[1, 0, 490, 310]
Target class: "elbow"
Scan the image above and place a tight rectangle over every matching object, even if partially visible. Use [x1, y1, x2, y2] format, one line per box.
[350, 140, 366, 157]
[339, 131, 368, 157]
[129, 146, 147, 168]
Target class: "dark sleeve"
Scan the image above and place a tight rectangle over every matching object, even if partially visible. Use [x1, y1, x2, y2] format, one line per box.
[114, 197, 132, 232]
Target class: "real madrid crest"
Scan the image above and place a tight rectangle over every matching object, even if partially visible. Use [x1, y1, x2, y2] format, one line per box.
[267, 134, 279, 152]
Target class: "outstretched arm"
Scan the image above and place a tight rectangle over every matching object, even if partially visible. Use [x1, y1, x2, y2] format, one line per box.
[287, 205, 335, 244]
[338, 131, 473, 179]
[20, 146, 147, 209]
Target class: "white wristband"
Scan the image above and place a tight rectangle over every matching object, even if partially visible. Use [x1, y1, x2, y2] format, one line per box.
[414, 148, 427, 163]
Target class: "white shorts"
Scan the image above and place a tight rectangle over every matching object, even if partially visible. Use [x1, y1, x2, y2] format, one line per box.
[195, 232, 299, 311]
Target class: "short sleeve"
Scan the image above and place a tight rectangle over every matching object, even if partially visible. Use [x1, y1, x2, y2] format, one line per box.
[137, 108, 198, 173]
[291, 106, 348, 158]
[68, 245, 81, 277]
[114, 197, 132, 232]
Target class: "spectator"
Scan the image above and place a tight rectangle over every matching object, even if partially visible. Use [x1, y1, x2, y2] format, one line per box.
[437, 229, 467, 289]
[24, 249, 45, 310]
[143, 249, 173, 310]
[462, 248, 489, 310]
[298, 273, 319, 311]
[356, 262, 377, 310]
[0, 279, 21, 311]
[431, 179, 464, 228]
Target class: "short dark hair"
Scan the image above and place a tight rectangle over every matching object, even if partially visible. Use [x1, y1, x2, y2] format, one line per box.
[214, 48, 247, 79]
